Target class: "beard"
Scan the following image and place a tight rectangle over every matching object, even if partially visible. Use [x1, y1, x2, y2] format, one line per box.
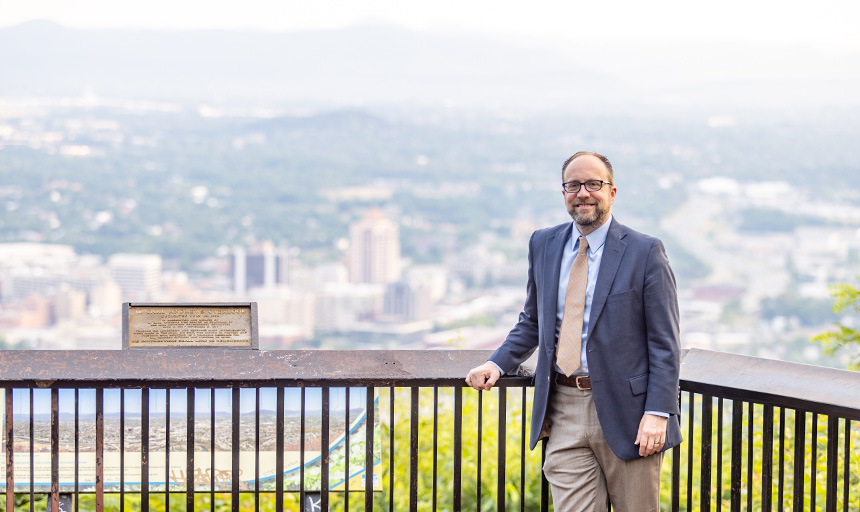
[568, 201, 610, 232]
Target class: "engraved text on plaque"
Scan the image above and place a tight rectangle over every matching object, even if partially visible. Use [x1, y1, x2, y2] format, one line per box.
[126, 304, 256, 348]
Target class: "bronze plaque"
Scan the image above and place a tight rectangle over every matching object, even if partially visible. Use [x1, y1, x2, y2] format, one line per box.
[124, 303, 257, 348]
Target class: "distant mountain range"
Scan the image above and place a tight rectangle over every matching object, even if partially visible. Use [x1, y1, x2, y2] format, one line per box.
[2, 21, 859, 109]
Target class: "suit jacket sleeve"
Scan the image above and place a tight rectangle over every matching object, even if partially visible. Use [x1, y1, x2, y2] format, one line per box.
[489, 232, 541, 374]
[643, 239, 681, 416]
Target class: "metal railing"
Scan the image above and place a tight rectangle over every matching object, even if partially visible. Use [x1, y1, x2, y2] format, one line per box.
[0, 348, 858, 511]
[674, 349, 860, 512]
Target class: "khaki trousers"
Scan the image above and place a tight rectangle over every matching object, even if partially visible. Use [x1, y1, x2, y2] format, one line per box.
[542, 382, 663, 512]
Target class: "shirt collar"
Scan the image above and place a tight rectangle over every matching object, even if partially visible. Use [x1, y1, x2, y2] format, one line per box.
[572, 215, 612, 254]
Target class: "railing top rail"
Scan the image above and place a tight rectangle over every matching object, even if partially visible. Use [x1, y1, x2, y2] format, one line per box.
[679, 348, 860, 419]
[0, 348, 532, 388]
[1, 347, 858, 418]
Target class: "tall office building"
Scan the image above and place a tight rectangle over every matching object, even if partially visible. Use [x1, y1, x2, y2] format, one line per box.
[231, 242, 291, 295]
[348, 209, 401, 284]
[108, 253, 162, 302]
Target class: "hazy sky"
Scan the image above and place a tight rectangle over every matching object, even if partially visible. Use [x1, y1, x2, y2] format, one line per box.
[3, 0, 859, 52]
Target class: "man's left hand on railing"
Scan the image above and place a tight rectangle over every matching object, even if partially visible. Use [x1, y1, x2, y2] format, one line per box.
[465, 362, 501, 391]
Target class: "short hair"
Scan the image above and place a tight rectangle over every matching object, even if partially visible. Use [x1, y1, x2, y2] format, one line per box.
[561, 151, 614, 181]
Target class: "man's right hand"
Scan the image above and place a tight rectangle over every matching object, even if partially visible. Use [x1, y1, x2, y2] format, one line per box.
[465, 362, 501, 391]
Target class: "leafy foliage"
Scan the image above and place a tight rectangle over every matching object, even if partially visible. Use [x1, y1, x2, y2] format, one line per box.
[814, 279, 860, 370]
[0, 493, 45, 511]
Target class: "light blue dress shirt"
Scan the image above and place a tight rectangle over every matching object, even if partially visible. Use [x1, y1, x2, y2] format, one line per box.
[553, 216, 612, 375]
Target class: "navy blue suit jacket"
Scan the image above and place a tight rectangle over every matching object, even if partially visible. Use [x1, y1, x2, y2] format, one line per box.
[489, 218, 682, 460]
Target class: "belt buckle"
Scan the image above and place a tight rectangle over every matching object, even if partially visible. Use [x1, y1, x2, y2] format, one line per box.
[575, 376, 590, 390]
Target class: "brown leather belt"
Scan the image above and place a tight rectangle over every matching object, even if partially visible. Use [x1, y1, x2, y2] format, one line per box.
[555, 373, 592, 390]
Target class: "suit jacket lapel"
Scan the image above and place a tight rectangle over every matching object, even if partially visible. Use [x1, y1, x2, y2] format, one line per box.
[542, 223, 571, 358]
[588, 219, 627, 329]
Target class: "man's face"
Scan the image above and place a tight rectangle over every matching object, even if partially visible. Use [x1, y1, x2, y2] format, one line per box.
[562, 155, 616, 234]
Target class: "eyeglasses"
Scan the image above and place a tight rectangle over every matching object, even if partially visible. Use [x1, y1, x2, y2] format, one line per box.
[562, 180, 612, 193]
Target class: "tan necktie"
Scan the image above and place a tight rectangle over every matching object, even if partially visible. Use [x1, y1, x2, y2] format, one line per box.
[557, 236, 589, 376]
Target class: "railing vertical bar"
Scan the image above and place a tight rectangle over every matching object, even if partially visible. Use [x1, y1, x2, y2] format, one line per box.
[365, 386, 374, 512]
[842, 419, 849, 512]
[792, 410, 806, 512]
[75, 388, 80, 512]
[701, 394, 713, 512]
[275, 386, 284, 512]
[747, 402, 755, 512]
[497, 387, 507, 512]
[778, 407, 786, 511]
[345, 388, 351, 511]
[232, 387, 240, 511]
[477, 390, 483, 512]
[453, 387, 462, 512]
[540, 439, 548, 512]
[142, 387, 150, 512]
[717, 397, 724, 512]
[166, 389, 171, 510]
[520, 387, 527, 512]
[810, 413, 818, 511]
[29, 387, 34, 512]
[671, 390, 682, 512]
[432, 387, 438, 512]
[389, 386, 395, 512]
[409, 387, 419, 512]
[210, 389, 215, 511]
[671, 443, 680, 512]
[187, 388, 195, 512]
[255, 387, 260, 512]
[321, 387, 330, 512]
[120, 389, 125, 512]
[96, 388, 104, 512]
[4, 388, 12, 512]
[51, 388, 60, 512]
[825, 415, 838, 512]
[730, 399, 743, 512]
[762, 404, 774, 512]
[299, 387, 305, 511]
[687, 392, 695, 511]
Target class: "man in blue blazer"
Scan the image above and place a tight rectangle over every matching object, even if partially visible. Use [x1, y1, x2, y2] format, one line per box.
[466, 151, 681, 512]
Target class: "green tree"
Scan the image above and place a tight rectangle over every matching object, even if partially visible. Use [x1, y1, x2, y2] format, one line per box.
[0, 493, 45, 511]
[813, 278, 860, 370]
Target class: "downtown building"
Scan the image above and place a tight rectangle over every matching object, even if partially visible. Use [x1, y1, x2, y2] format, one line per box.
[347, 208, 401, 285]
